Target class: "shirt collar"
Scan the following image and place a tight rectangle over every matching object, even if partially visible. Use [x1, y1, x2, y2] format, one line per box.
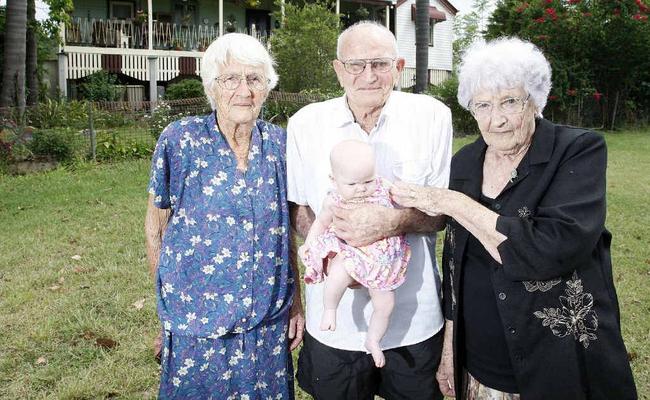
[332, 91, 397, 129]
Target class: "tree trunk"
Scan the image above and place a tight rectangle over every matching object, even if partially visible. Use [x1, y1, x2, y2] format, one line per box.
[26, 0, 39, 105]
[414, 0, 429, 93]
[0, 0, 27, 116]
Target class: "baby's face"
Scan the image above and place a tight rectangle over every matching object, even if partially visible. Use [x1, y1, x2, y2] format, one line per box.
[332, 164, 377, 201]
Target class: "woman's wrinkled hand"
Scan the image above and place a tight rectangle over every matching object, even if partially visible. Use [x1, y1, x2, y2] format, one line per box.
[390, 181, 445, 217]
[288, 296, 305, 351]
[436, 349, 456, 398]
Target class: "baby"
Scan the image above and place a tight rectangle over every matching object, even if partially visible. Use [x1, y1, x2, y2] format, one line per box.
[298, 140, 411, 368]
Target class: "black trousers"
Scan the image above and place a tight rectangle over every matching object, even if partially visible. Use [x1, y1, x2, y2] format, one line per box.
[296, 330, 444, 400]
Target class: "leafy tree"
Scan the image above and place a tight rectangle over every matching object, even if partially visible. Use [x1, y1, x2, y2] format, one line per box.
[80, 71, 122, 102]
[453, 0, 492, 65]
[486, 0, 650, 128]
[270, 1, 340, 93]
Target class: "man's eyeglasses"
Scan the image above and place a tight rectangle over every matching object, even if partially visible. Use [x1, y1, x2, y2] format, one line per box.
[339, 57, 396, 75]
[215, 73, 269, 91]
[468, 94, 531, 118]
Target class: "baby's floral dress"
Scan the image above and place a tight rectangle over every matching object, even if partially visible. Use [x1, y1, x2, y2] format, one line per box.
[300, 178, 410, 291]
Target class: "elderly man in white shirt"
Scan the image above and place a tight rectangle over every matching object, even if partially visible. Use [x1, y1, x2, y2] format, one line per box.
[287, 21, 453, 400]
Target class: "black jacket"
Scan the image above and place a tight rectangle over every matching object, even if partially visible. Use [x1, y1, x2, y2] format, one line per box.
[442, 119, 637, 400]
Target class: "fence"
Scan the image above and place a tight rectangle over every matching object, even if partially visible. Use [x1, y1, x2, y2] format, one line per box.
[0, 92, 322, 166]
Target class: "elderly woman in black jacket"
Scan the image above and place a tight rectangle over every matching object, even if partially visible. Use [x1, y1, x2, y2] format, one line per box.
[392, 37, 637, 400]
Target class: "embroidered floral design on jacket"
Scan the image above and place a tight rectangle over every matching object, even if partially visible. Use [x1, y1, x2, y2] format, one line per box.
[533, 272, 598, 348]
[523, 278, 562, 292]
[518, 206, 531, 218]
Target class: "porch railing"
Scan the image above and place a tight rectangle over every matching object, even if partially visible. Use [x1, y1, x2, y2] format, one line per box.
[64, 17, 270, 51]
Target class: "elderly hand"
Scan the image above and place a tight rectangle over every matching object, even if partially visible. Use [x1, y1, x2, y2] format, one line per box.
[288, 295, 305, 351]
[436, 349, 455, 397]
[331, 202, 396, 247]
[390, 181, 445, 217]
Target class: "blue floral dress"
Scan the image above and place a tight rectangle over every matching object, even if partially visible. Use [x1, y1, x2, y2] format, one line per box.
[148, 113, 295, 399]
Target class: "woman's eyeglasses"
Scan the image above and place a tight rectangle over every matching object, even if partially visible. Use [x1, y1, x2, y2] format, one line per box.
[469, 94, 531, 118]
[215, 73, 269, 91]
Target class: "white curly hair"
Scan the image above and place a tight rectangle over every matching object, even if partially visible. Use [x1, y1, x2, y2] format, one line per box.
[457, 37, 552, 117]
[200, 33, 278, 110]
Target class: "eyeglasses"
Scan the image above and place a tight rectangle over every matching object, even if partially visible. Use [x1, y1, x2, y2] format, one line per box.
[339, 57, 396, 75]
[469, 94, 531, 118]
[215, 73, 269, 91]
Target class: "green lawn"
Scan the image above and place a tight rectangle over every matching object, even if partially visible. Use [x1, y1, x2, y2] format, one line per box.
[0, 131, 648, 399]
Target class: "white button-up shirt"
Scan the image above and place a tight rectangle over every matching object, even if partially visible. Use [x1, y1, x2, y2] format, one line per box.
[287, 91, 453, 350]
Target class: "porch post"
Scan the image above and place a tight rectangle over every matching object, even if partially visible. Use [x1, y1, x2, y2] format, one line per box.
[58, 52, 68, 99]
[147, 0, 158, 110]
[57, 21, 67, 98]
[219, 0, 224, 36]
[336, 0, 340, 16]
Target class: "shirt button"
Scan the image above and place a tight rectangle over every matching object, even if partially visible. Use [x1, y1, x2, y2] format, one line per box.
[498, 292, 506, 300]
[242, 284, 247, 289]
[241, 318, 247, 322]
[494, 203, 502, 211]
[509, 327, 516, 335]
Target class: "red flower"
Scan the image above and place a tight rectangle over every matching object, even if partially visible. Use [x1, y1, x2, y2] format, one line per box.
[535, 16, 546, 23]
[545, 7, 558, 20]
[567, 88, 577, 96]
[613, 8, 621, 15]
[544, 0, 553, 4]
[632, 13, 649, 20]
[548, 95, 558, 101]
[568, 0, 581, 3]
[593, 91, 603, 102]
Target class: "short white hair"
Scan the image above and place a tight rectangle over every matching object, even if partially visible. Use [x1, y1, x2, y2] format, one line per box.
[200, 33, 278, 109]
[457, 37, 552, 116]
[337, 21, 398, 60]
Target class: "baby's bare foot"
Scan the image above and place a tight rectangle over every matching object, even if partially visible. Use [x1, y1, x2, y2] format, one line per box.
[365, 339, 385, 368]
[320, 310, 337, 331]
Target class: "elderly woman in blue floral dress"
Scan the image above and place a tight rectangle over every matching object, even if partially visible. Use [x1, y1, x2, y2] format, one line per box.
[145, 33, 304, 399]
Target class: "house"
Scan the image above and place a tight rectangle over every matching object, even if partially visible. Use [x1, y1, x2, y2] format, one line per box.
[58, 0, 457, 101]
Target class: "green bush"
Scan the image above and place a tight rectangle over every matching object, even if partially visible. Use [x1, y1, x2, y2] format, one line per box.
[271, 2, 340, 93]
[425, 76, 479, 137]
[164, 79, 205, 100]
[95, 134, 153, 161]
[29, 128, 87, 162]
[81, 71, 122, 102]
[27, 99, 89, 129]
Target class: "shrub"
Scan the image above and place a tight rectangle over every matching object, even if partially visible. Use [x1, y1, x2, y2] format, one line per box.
[95, 134, 153, 161]
[0, 122, 33, 163]
[164, 79, 205, 100]
[425, 76, 479, 137]
[27, 99, 89, 129]
[81, 71, 122, 102]
[29, 128, 87, 162]
[271, 2, 340, 93]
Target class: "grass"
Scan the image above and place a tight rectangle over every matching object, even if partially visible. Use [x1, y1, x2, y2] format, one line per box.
[0, 130, 648, 399]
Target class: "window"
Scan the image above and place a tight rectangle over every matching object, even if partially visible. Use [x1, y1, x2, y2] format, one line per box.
[110, 1, 134, 20]
[429, 21, 435, 46]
